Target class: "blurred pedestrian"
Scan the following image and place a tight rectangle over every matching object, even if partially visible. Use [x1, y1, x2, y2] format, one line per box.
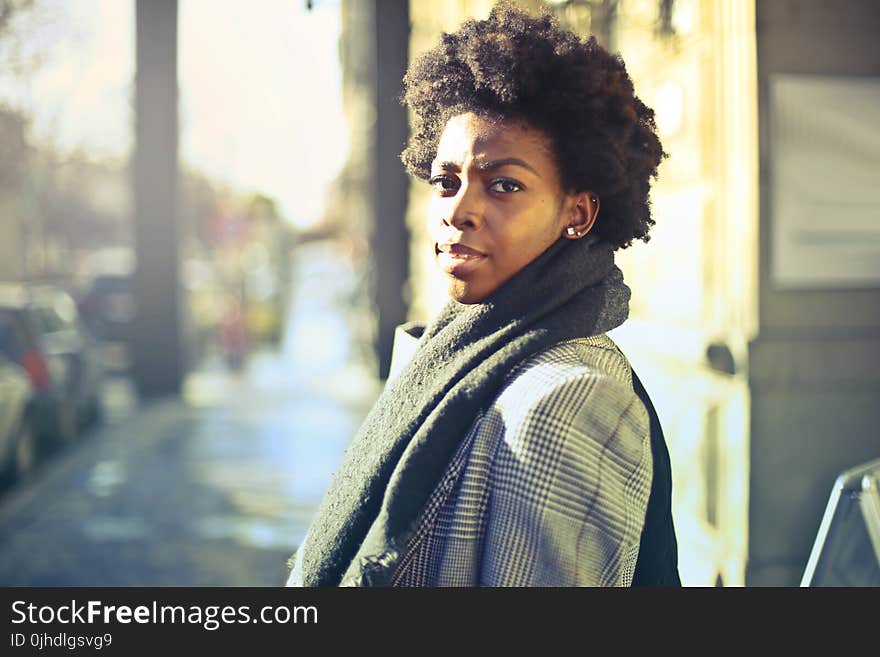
[220, 298, 248, 371]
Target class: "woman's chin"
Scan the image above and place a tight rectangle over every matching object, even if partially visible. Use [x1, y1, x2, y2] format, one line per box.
[446, 276, 497, 304]
[446, 279, 487, 305]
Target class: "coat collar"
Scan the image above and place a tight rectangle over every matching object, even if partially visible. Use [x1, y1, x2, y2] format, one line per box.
[387, 321, 426, 384]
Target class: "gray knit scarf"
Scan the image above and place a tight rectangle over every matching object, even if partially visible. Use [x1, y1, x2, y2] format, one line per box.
[290, 234, 631, 586]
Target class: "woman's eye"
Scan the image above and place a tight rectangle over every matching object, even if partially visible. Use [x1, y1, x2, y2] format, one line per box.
[429, 175, 459, 194]
[488, 179, 523, 193]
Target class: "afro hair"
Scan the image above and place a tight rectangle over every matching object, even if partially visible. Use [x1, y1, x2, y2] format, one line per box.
[401, 2, 666, 249]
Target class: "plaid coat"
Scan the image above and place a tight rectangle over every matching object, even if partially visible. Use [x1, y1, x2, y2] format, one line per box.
[382, 331, 653, 587]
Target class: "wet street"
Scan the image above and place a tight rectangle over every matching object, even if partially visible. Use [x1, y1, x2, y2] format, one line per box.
[0, 243, 381, 586]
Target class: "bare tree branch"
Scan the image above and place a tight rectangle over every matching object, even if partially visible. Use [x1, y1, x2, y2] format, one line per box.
[0, 0, 34, 39]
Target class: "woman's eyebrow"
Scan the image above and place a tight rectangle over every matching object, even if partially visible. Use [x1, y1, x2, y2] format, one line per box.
[476, 157, 540, 177]
[432, 161, 461, 173]
[432, 157, 541, 177]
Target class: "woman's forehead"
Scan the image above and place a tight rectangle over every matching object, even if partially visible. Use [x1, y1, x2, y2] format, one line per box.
[433, 112, 555, 168]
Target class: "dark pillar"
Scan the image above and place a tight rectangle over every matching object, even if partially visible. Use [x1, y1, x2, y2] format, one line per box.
[131, 0, 184, 397]
[371, 0, 411, 379]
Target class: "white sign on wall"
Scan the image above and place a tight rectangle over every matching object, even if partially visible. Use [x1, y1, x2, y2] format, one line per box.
[770, 75, 880, 289]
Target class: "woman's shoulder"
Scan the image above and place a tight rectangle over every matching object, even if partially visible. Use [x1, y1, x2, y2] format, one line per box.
[501, 334, 635, 399]
[491, 334, 648, 443]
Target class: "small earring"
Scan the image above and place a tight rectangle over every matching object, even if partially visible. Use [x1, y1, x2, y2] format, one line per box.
[566, 227, 577, 236]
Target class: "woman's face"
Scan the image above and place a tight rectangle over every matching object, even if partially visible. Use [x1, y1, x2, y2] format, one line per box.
[428, 112, 596, 304]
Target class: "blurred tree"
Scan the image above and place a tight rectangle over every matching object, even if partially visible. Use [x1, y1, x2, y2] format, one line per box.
[44, 153, 130, 251]
[0, 0, 33, 37]
[0, 105, 26, 192]
[0, 0, 39, 79]
[0, 0, 39, 281]
[0, 105, 27, 280]
[0, 1, 33, 196]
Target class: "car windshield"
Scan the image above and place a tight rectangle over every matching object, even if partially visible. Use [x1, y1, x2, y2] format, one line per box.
[34, 306, 72, 333]
[31, 291, 79, 334]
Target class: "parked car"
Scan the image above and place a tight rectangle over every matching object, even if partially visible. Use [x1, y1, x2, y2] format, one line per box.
[76, 273, 134, 373]
[0, 353, 35, 485]
[76, 272, 134, 344]
[0, 284, 104, 452]
[29, 286, 105, 431]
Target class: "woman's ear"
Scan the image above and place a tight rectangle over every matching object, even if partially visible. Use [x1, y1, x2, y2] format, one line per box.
[562, 191, 600, 239]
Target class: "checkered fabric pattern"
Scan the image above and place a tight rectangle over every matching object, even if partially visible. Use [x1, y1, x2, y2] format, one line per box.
[389, 335, 653, 587]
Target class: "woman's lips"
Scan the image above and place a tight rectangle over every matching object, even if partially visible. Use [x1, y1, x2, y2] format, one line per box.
[435, 242, 487, 276]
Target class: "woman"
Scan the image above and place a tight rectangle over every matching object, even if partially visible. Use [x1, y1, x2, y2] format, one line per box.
[288, 3, 679, 587]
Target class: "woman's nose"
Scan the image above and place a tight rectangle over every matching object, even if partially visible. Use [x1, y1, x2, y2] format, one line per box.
[444, 183, 483, 230]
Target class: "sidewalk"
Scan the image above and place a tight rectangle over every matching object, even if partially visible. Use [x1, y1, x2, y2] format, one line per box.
[0, 242, 382, 586]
